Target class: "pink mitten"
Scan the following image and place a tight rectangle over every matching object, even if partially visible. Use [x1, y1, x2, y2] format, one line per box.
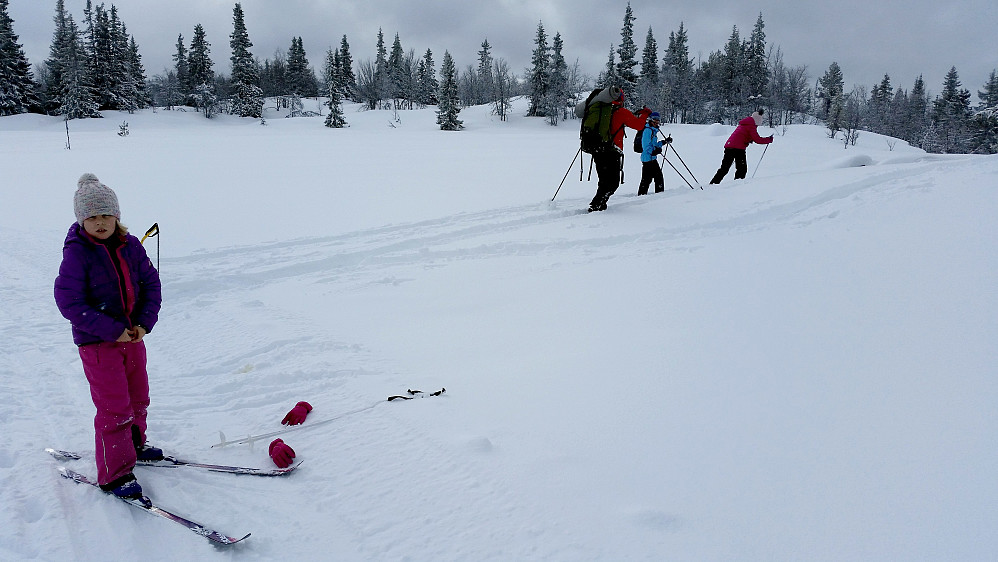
[281, 401, 312, 425]
[269, 439, 296, 468]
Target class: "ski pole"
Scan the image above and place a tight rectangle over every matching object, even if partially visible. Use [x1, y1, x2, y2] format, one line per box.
[551, 147, 583, 201]
[661, 150, 695, 190]
[752, 144, 769, 178]
[668, 144, 702, 188]
[141, 223, 160, 271]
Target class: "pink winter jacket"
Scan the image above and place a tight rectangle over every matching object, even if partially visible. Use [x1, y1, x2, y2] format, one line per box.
[724, 116, 773, 150]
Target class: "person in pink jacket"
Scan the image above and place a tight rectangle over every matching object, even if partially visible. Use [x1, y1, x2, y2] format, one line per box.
[709, 109, 774, 184]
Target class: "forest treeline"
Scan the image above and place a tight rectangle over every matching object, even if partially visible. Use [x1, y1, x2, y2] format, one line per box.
[2, 1, 996, 151]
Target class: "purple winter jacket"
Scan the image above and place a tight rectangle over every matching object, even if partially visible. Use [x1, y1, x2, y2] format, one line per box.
[54, 224, 162, 346]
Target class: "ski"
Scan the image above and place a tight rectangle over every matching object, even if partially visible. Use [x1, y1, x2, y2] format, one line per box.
[47, 448, 300, 476]
[57, 467, 250, 546]
[387, 387, 447, 401]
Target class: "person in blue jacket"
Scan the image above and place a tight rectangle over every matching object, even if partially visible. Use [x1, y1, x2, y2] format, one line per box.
[637, 112, 671, 195]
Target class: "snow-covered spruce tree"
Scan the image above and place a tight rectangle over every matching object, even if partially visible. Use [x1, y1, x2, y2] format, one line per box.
[633, 26, 659, 111]
[543, 32, 569, 125]
[229, 3, 262, 118]
[745, 14, 768, 106]
[0, 0, 39, 115]
[171, 34, 189, 106]
[187, 23, 215, 117]
[45, 1, 99, 119]
[662, 23, 695, 123]
[338, 35, 356, 101]
[597, 45, 618, 89]
[477, 38, 493, 106]
[387, 32, 407, 109]
[931, 67, 973, 153]
[971, 70, 998, 153]
[416, 48, 437, 106]
[324, 71, 346, 128]
[58, 15, 100, 119]
[526, 21, 549, 116]
[436, 50, 462, 131]
[615, 2, 638, 107]
[817, 62, 844, 121]
[286, 36, 317, 97]
[904, 76, 929, 147]
[127, 36, 150, 109]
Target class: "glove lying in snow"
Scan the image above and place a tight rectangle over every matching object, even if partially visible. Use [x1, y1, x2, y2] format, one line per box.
[269, 439, 296, 468]
[281, 401, 312, 425]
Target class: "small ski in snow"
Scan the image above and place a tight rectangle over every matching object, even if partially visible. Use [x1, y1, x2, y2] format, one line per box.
[387, 388, 446, 401]
[57, 467, 250, 546]
[47, 448, 300, 476]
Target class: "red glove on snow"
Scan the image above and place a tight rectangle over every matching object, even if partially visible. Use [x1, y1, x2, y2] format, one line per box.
[281, 401, 312, 425]
[269, 439, 296, 468]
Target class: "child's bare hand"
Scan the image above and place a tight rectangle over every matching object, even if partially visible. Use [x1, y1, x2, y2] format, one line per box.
[131, 326, 146, 342]
[116, 329, 133, 342]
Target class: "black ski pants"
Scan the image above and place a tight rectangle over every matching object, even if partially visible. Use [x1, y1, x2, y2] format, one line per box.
[589, 151, 623, 209]
[709, 147, 747, 184]
[637, 160, 664, 195]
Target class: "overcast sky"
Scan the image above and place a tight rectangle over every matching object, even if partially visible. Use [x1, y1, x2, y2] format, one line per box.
[8, 0, 997, 102]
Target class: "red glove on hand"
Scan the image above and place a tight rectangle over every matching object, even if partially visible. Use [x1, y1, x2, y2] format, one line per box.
[269, 438, 296, 468]
[281, 401, 312, 425]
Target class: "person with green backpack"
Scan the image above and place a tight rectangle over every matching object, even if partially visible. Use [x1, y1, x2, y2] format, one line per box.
[575, 87, 651, 212]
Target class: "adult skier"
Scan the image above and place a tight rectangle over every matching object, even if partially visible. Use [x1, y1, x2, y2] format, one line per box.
[709, 109, 773, 184]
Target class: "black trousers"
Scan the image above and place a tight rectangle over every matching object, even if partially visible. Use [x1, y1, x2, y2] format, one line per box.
[637, 160, 664, 195]
[709, 147, 747, 184]
[589, 151, 623, 209]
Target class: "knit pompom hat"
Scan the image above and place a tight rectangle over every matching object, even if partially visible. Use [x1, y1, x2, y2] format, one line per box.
[74, 173, 120, 225]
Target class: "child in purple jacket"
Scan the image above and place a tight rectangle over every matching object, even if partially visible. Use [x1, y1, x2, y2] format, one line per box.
[54, 173, 163, 500]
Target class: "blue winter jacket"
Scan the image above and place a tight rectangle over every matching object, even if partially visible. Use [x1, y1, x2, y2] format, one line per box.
[54, 224, 162, 346]
[640, 124, 665, 163]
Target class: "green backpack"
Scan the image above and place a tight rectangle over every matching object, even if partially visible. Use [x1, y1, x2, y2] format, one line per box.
[579, 88, 619, 155]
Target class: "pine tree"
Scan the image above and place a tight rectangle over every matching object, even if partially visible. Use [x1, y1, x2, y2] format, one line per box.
[817, 62, 844, 120]
[229, 3, 262, 117]
[477, 38, 493, 106]
[615, 2, 638, 105]
[932, 66, 972, 153]
[127, 36, 150, 109]
[58, 15, 100, 119]
[526, 21, 549, 116]
[324, 53, 346, 128]
[634, 26, 659, 110]
[0, 0, 39, 115]
[977, 69, 998, 109]
[745, 14, 768, 104]
[172, 34, 189, 105]
[598, 45, 618, 89]
[905, 75, 929, 147]
[543, 32, 568, 125]
[662, 22, 694, 123]
[286, 37, 316, 97]
[338, 35, 356, 101]
[187, 24, 215, 116]
[416, 48, 437, 106]
[436, 50, 462, 130]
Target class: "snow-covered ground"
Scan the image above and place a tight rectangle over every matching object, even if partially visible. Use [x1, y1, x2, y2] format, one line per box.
[1, 98, 995, 561]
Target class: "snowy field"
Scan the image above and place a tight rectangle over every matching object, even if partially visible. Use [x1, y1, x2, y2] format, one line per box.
[0, 97, 996, 560]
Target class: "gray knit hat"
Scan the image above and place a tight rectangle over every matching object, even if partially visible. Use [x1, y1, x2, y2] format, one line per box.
[74, 173, 120, 225]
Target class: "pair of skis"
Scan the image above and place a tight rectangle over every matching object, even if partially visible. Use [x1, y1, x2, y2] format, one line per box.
[49, 447, 299, 546]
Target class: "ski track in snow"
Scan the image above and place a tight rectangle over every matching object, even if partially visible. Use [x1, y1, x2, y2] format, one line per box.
[161, 158, 953, 298]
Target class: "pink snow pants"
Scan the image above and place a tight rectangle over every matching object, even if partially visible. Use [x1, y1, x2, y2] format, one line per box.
[79, 341, 149, 485]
